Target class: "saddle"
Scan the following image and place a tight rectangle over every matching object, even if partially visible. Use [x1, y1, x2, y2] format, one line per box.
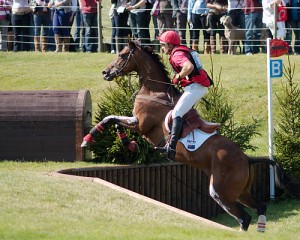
[167, 109, 221, 138]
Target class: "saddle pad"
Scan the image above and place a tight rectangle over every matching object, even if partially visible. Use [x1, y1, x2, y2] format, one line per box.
[179, 129, 217, 152]
[164, 111, 217, 151]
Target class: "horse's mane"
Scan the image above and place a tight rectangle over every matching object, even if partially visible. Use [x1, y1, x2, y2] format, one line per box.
[140, 45, 181, 94]
[140, 45, 171, 82]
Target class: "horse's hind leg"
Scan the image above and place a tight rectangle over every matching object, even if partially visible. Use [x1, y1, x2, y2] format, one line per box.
[239, 192, 267, 232]
[238, 165, 267, 232]
[209, 184, 252, 231]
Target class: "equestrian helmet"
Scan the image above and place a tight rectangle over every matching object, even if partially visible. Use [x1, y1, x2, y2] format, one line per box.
[158, 31, 180, 46]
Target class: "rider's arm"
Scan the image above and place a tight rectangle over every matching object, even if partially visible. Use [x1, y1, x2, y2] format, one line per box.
[176, 60, 194, 80]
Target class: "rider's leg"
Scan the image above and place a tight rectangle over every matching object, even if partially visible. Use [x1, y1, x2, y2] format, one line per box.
[165, 116, 183, 160]
[156, 83, 208, 161]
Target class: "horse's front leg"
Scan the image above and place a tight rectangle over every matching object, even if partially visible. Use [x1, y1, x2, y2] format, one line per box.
[81, 115, 139, 151]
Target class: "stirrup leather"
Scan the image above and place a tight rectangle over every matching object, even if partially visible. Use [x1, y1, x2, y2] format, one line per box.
[154, 145, 176, 161]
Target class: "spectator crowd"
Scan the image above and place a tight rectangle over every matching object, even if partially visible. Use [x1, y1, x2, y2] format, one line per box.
[0, 0, 299, 54]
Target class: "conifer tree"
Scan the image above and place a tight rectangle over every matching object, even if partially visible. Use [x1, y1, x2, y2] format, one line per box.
[274, 57, 300, 179]
[196, 65, 261, 152]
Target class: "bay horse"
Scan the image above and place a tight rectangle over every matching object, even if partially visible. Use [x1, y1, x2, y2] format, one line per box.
[82, 40, 299, 231]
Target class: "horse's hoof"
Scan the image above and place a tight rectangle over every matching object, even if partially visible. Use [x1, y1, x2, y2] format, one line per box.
[240, 214, 252, 231]
[81, 140, 88, 148]
[81, 134, 94, 147]
[257, 215, 266, 232]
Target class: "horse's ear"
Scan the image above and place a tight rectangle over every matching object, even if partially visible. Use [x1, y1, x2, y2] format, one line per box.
[136, 38, 142, 46]
[128, 39, 141, 50]
[127, 34, 131, 43]
[128, 40, 136, 50]
[127, 35, 136, 49]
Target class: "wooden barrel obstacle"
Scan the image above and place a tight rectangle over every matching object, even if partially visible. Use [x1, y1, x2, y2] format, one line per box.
[56, 158, 270, 220]
[0, 90, 92, 161]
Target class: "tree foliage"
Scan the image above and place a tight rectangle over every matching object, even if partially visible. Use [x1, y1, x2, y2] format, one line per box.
[196, 63, 261, 152]
[90, 77, 165, 164]
[274, 57, 300, 179]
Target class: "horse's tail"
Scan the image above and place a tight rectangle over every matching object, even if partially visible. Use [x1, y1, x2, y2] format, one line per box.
[273, 163, 300, 199]
[248, 157, 300, 199]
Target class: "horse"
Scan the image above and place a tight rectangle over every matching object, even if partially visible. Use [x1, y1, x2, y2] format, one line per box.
[81, 40, 300, 231]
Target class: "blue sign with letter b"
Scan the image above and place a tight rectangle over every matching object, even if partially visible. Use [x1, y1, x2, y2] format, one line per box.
[270, 60, 283, 78]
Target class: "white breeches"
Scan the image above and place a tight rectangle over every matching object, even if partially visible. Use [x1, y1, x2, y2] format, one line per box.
[172, 83, 208, 118]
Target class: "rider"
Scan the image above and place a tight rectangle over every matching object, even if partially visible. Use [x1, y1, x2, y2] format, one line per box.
[155, 30, 212, 161]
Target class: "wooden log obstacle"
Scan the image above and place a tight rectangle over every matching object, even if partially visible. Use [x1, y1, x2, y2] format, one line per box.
[0, 90, 92, 161]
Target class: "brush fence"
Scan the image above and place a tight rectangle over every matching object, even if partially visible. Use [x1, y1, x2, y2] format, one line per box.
[58, 158, 270, 219]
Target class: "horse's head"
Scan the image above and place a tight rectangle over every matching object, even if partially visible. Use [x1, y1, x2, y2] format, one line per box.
[102, 40, 141, 81]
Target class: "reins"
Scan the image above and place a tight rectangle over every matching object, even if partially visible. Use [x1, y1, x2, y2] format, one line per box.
[135, 95, 174, 107]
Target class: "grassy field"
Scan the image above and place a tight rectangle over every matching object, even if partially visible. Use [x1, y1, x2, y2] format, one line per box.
[0, 161, 299, 240]
[1, 52, 300, 239]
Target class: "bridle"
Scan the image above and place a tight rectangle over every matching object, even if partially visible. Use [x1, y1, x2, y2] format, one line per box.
[111, 47, 137, 77]
[108, 45, 178, 108]
[111, 46, 175, 86]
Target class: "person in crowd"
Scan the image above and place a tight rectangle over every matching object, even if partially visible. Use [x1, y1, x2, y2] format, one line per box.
[244, 0, 263, 55]
[79, 0, 100, 52]
[109, 2, 116, 53]
[156, 30, 212, 161]
[31, 0, 51, 52]
[227, 0, 245, 28]
[45, 8, 55, 51]
[155, 0, 174, 35]
[285, 0, 300, 55]
[11, 0, 32, 51]
[149, 0, 160, 49]
[113, 0, 130, 54]
[71, 0, 85, 51]
[150, 0, 159, 37]
[48, 0, 72, 52]
[126, 0, 151, 45]
[0, 0, 12, 51]
[171, 0, 188, 45]
[206, 0, 228, 54]
[188, 0, 210, 53]
[262, 0, 286, 39]
[227, 0, 245, 52]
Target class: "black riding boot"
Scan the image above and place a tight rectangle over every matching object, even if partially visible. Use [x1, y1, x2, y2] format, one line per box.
[155, 116, 183, 161]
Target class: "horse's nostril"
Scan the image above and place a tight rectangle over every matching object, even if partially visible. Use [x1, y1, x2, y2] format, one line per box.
[102, 70, 107, 75]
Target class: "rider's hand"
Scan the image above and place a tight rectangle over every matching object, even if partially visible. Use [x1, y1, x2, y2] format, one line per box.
[172, 73, 181, 85]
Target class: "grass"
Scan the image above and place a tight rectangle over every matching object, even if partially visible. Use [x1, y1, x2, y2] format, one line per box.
[1, 52, 300, 239]
[0, 161, 299, 240]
